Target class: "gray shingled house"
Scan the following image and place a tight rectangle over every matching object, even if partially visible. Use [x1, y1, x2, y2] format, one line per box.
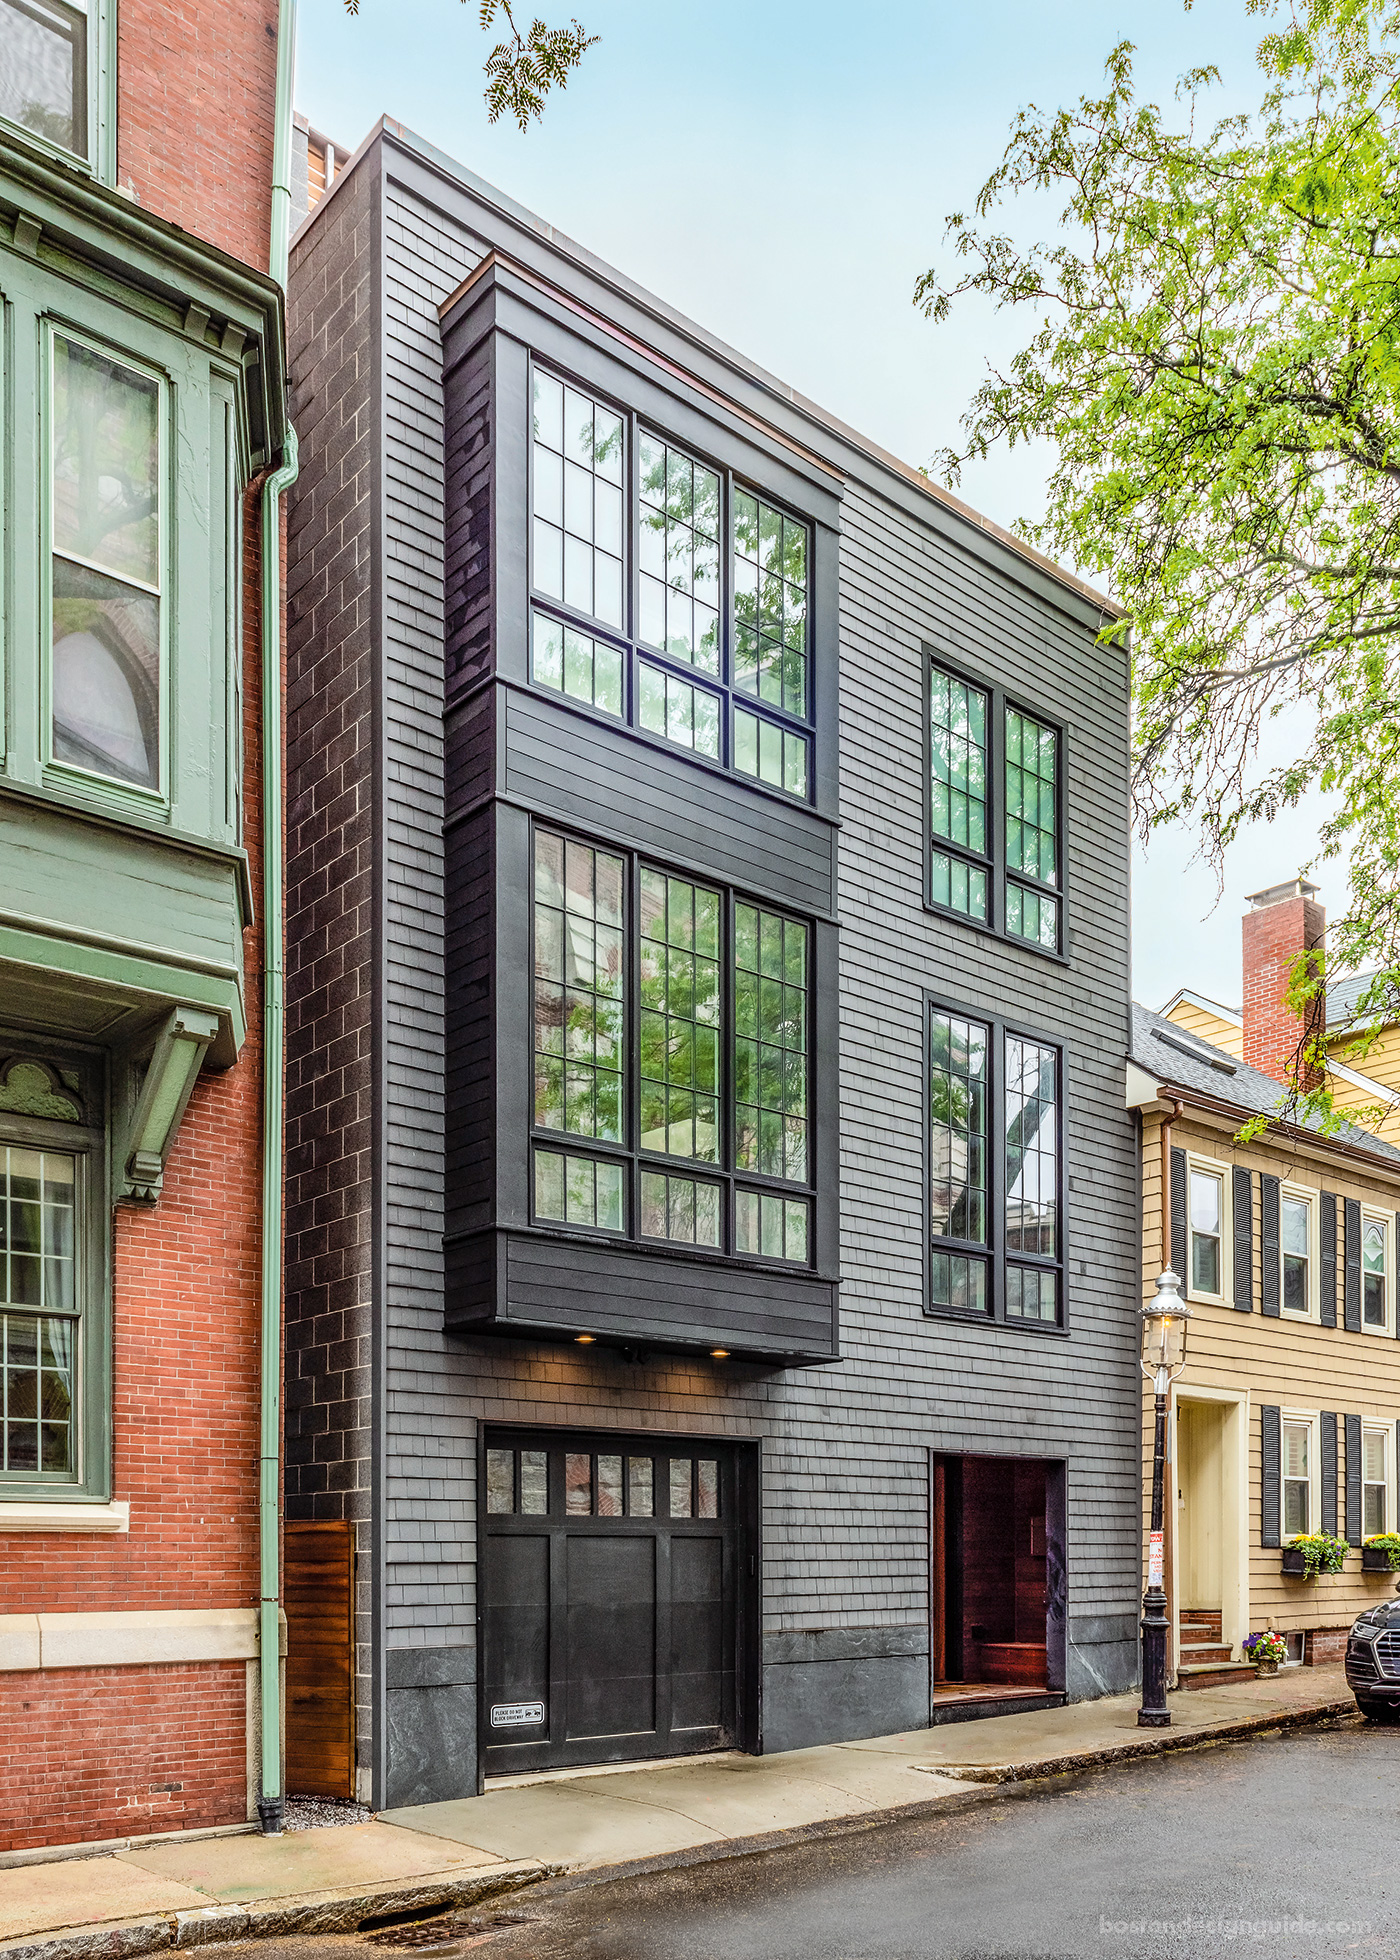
[281, 119, 1140, 1809]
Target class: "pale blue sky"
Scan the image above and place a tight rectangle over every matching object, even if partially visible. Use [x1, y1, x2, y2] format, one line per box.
[295, 0, 1337, 1011]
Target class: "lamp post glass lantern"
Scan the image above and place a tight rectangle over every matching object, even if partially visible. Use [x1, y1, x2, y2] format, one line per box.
[1139, 1268, 1191, 1728]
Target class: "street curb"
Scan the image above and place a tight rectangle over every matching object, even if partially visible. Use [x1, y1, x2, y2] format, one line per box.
[0, 1859, 556, 1960]
[922, 1695, 1359, 1784]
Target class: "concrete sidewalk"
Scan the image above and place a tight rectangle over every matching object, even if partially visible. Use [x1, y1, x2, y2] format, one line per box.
[0, 1666, 1355, 1960]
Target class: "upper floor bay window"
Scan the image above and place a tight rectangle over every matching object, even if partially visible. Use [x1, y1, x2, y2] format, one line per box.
[0, 0, 112, 175]
[530, 825, 814, 1263]
[927, 1005, 1062, 1326]
[529, 366, 815, 803]
[49, 333, 164, 795]
[928, 657, 1064, 955]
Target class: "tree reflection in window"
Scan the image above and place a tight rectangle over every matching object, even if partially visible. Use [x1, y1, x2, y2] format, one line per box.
[0, 0, 87, 159]
[50, 335, 161, 791]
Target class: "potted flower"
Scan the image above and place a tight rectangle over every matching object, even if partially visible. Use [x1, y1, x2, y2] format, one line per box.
[1281, 1531, 1349, 1578]
[1362, 1533, 1400, 1572]
[1241, 1629, 1287, 1677]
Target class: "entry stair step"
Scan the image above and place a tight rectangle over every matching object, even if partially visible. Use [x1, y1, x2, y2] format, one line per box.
[1176, 1661, 1258, 1690]
[1179, 1609, 1223, 1638]
[1179, 1641, 1233, 1664]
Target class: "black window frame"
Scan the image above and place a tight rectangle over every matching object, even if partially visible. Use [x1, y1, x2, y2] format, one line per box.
[528, 816, 819, 1272]
[526, 356, 818, 809]
[922, 994, 1068, 1333]
[922, 644, 1068, 961]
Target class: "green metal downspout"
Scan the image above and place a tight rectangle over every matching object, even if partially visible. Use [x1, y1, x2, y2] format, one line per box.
[258, 0, 299, 1837]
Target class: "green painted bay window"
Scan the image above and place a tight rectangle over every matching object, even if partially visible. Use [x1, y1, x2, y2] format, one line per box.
[927, 1003, 1064, 1327]
[927, 653, 1064, 954]
[529, 823, 815, 1264]
[0, 0, 115, 179]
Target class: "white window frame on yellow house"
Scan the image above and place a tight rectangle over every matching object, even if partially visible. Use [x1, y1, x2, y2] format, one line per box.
[1363, 1423, 1389, 1538]
[1279, 1180, 1320, 1321]
[1184, 1150, 1231, 1307]
[1360, 1206, 1394, 1337]
[1280, 1408, 1319, 1543]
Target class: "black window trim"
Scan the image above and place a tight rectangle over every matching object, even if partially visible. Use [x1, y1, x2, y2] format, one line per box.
[528, 814, 819, 1273]
[922, 992, 1069, 1335]
[921, 642, 1069, 963]
[526, 354, 817, 809]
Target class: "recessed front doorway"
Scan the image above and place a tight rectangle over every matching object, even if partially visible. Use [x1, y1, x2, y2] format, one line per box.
[1173, 1394, 1248, 1684]
[481, 1429, 756, 1775]
[931, 1453, 1066, 1719]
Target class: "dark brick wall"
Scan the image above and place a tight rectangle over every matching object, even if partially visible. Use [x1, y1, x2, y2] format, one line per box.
[284, 163, 377, 1787]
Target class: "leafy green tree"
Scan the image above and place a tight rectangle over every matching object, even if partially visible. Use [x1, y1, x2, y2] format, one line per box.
[917, 0, 1400, 1108]
[342, 0, 596, 129]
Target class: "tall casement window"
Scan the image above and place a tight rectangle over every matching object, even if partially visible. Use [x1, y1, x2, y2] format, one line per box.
[1363, 1427, 1389, 1538]
[927, 1005, 1063, 1326]
[0, 1051, 106, 1501]
[927, 654, 1064, 954]
[529, 365, 815, 803]
[1282, 1417, 1312, 1538]
[48, 332, 165, 798]
[0, 0, 113, 177]
[1362, 1211, 1390, 1331]
[530, 825, 814, 1262]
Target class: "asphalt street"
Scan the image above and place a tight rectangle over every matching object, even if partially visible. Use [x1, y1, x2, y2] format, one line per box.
[248, 1721, 1399, 1960]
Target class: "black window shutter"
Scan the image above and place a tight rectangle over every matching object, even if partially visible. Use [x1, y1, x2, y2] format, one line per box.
[1321, 1412, 1338, 1536]
[1320, 1192, 1338, 1328]
[1232, 1168, 1254, 1312]
[1260, 1174, 1281, 1316]
[1170, 1144, 1187, 1280]
[1261, 1405, 1281, 1548]
[1345, 1198, 1362, 1332]
[1345, 1412, 1363, 1544]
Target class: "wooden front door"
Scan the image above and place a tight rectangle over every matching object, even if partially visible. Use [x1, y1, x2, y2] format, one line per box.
[481, 1430, 740, 1775]
[284, 1520, 355, 1798]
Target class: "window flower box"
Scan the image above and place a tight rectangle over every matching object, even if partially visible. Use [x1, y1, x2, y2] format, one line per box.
[1362, 1535, 1400, 1572]
[1283, 1533, 1348, 1578]
[1281, 1547, 1307, 1576]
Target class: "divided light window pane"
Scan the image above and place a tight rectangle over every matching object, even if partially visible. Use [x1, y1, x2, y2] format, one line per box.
[930, 670, 988, 855]
[1, 1146, 77, 1476]
[533, 1146, 624, 1232]
[0, 0, 87, 159]
[1282, 1194, 1309, 1312]
[639, 1169, 722, 1247]
[531, 370, 624, 631]
[1005, 1038, 1057, 1257]
[928, 1013, 988, 1247]
[50, 336, 162, 791]
[734, 706, 808, 797]
[638, 433, 720, 675]
[1364, 1431, 1387, 1536]
[533, 831, 625, 1141]
[1282, 1421, 1310, 1537]
[735, 1189, 809, 1263]
[1006, 707, 1059, 948]
[734, 904, 808, 1182]
[638, 660, 720, 759]
[733, 490, 807, 716]
[639, 869, 721, 1162]
[1190, 1169, 1223, 1296]
[1363, 1216, 1388, 1326]
[531, 611, 623, 717]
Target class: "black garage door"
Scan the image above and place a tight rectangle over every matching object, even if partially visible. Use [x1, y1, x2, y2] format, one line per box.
[481, 1430, 741, 1774]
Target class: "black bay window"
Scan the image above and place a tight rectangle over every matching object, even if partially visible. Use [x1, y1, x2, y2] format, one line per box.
[529, 364, 815, 804]
[926, 652, 1064, 955]
[926, 1002, 1064, 1327]
[530, 824, 815, 1266]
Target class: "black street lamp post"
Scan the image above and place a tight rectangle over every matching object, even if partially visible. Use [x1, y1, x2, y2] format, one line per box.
[1138, 1268, 1191, 1729]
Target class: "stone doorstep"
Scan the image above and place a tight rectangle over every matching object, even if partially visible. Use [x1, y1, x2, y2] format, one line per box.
[0, 1861, 554, 1960]
[918, 1693, 1358, 1784]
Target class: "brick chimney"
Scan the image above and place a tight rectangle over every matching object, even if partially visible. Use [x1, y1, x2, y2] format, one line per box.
[1241, 878, 1325, 1087]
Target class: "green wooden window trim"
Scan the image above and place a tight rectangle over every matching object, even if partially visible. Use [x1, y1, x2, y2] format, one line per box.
[0, 1042, 110, 1505]
[0, 249, 246, 851]
[42, 319, 172, 812]
[0, 0, 117, 184]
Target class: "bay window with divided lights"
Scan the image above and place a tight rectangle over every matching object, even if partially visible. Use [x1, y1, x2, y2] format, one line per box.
[529, 824, 815, 1266]
[926, 653, 1065, 955]
[528, 365, 815, 803]
[926, 1002, 1064, 1327]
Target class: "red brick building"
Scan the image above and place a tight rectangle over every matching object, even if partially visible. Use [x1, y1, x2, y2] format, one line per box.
[0, 0, 292, 1849]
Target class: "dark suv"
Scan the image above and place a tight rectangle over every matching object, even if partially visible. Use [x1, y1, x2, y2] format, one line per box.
[1346, 1601, 1400, 1721]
